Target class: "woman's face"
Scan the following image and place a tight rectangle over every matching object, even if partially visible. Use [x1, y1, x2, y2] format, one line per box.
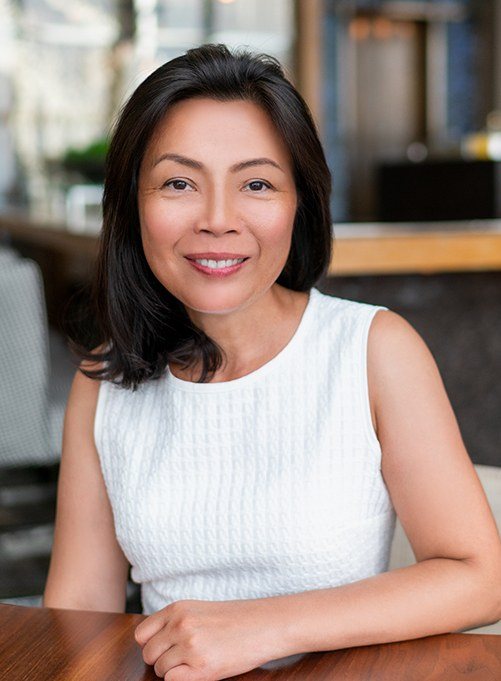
[137, 97, 298, 317]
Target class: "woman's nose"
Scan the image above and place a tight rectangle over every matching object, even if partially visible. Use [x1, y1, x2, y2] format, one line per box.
[196, 189, 238, 234]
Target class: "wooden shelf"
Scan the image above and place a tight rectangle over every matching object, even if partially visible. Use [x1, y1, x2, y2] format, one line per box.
[329, 221, 501, 276]
[0, 211, 98, 259]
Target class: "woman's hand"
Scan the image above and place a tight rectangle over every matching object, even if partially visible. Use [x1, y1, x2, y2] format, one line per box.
[134, 597, 293, 680]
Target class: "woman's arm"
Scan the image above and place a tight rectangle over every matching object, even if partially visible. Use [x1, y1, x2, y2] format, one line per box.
[261, 310, 501, 654]
[43, 367, 130, 612]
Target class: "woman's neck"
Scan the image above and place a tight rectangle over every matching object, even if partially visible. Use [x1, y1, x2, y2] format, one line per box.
[170, 286, 309, 383]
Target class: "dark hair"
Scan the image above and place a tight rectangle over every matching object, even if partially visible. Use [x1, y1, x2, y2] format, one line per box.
[75, 43, 333, 389]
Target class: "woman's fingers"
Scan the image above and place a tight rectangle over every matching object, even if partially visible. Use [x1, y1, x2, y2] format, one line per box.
[135, 612, 168, 648]
[141, 632, 176, 666]
[152, 646, 185, 678]
[162, 663, 208, 681]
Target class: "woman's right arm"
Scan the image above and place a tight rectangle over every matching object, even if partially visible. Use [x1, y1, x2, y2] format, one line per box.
[43, 368, 130, 613]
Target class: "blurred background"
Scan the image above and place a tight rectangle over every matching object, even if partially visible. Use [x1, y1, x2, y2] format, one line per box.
[1, 0, 501, 621]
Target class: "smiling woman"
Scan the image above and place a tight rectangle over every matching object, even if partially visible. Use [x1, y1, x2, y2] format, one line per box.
[43, 43, 501, 681]
[71, 43, 331, 388]
[136, 96, 301, 373]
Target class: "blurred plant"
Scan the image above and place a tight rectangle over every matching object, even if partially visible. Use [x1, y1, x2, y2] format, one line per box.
[61, 139, 108, 184]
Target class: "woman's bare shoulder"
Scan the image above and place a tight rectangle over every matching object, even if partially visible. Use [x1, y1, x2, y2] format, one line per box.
[368, 309, 434, 378]
[366, 309, 437, 432]
[369, 308, 420, 338]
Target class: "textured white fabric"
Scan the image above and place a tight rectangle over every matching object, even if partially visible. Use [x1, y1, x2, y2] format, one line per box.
[95, 287, 397, 624]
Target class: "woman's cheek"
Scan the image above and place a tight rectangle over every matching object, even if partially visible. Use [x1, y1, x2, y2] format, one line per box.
[264, 210, 296, 247]
[141, 201, 185, 244]
[259, 198, 296, 234]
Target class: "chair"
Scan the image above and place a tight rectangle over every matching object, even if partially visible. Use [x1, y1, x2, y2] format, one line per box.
[388, 463, 501, 634]
[0, 245, 72, 603]
[0, 244, 74, 468]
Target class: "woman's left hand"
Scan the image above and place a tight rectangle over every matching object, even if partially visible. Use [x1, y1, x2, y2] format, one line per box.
[134, 597, 292, 680]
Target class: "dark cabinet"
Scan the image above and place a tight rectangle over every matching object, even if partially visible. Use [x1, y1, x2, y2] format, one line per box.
[378, 159, 501, 222]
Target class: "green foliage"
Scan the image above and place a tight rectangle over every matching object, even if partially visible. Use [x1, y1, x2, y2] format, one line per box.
[62, 138, 108, 183]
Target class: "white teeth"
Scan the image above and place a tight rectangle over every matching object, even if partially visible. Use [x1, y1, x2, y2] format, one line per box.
[195, 258, 245, 269]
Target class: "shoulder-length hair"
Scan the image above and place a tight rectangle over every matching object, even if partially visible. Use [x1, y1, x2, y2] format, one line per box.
[75, 43, 333, 389]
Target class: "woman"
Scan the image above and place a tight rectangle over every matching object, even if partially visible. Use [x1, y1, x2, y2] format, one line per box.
[44, 44, 501, 680]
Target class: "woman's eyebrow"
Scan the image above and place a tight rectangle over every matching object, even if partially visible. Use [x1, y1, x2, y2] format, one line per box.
[152, 152, 284, 174]
[232, 157, 284, 173]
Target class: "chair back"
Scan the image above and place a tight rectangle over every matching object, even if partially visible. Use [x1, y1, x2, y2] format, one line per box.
[0, 246, 52, 466]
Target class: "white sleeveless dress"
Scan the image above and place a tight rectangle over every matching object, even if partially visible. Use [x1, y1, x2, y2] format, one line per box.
[94, 286, 396, 667]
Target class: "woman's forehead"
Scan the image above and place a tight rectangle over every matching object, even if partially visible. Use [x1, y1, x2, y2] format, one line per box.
[144, 97, 293, 168]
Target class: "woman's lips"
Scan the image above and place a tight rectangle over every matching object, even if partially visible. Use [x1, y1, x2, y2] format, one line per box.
[186, 258, 249, 278]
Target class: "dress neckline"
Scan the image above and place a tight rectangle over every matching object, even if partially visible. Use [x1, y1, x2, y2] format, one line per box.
[166, 287, 318, 393]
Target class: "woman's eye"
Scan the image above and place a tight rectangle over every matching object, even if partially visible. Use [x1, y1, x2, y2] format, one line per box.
[245, 180, 271, 192]
[163, 179, 192, 191]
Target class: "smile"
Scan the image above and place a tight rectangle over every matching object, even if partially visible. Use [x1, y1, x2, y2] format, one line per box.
[186, 257, 249, 277]
[195, 258, 245, 268]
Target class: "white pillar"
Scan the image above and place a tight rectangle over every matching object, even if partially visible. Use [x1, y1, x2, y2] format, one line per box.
[134, 0, 159, 70]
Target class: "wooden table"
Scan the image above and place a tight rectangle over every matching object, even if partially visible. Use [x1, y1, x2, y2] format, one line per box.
[1, 604, 500, 680]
